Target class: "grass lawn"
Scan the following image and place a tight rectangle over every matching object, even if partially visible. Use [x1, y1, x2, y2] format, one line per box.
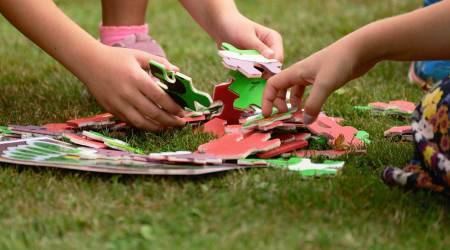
[1, 0, 450, 249]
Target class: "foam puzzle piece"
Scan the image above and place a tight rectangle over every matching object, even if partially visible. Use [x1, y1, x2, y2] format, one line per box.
[384, 125, 413, 141]
[219, 43, 282, 78]
[66, 113, 115, 129]
[181, 115, 206, 124]
[295, 149, 366, 158]
[104, 140, 143, 154]
[272, 132, 311, 143]
[238, 157, 343, 176]
[149, 60, 212, 111]
[81, 131, 129, 146]
[42, 123, 76, 133]
[62, 133, 107, 149]
[307, 114, 364, 149]
[148, 151, 223, 165]
[9, 125, 63, 137]
[228, 71, 266, 110]
[212, 82, 243, 124]
[243, 110, 294, 129]
[369, 100, 415, 114]
[202, 118, 226, 137]
[256, 139, 308, 159]
[198, 132, 281, 160]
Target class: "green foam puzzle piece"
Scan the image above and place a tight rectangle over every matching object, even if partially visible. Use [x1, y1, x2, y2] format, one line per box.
[228, 71, 266, 110]
[0, 126, 13, 135]
[221, 42, 260, 56]
[149, 60, 212, 111]
[355, 131, 371, 145]
[353, 105, 411, 116]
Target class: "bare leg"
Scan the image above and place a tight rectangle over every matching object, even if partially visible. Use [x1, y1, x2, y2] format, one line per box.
[101, 0, 148, 26]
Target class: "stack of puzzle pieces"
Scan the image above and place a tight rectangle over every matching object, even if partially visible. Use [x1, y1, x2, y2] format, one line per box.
[0, 43, 370, 176]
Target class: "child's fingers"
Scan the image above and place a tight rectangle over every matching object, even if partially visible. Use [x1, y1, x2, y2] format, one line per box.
[250, 36, 276, 60]
[131, 49, 179, 71]
[272, 89, 288, 113]
[290, 85, 305, 108]
[303, 78, 333, 124]
[114, 100, 163, 131]
[262, 30, 284, 62]
[130, 92, 185, 127]
[262, 64, 311, 116]
[139, 77, 185, 117]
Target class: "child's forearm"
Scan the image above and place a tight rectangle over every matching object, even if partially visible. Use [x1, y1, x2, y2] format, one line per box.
[179, 0, 240, 41]
[0, 0, 102, 78]
[344, 0, 450, 65]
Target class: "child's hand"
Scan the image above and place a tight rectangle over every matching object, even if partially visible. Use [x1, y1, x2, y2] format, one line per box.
[217, 14, 284, 61]
[262, 41, 376, 124]
[79, 45, 185, 131]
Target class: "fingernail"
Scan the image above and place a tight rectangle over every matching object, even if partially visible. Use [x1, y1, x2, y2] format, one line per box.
[170, 64, 179, 71]
[303, 113, 316, 125]
[264, 48, 274, 57]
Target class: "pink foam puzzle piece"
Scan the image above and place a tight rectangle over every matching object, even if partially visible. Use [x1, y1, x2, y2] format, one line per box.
[389, 100, 416, 113]
[369, 100, 416, 114]
[181, 115, 206, 124]
[256, 139, 308, 159]
[63, 133, 107, 149]
[166, 152, 223, 165]
[198, 132, 281, 160]
[222, 57, 263, 78]
[384, 125, 413, 137]
[67, 113, 115, 128]
[42, 123, 76, 133]
[222, 57, 282, 78]
[203, 118, 227, 137]
[307, 115, 364, 149]
[212, 82, 243, 124]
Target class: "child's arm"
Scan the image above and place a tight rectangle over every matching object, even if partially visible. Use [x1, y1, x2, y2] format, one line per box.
[179, 0, 284, 61]
[0, 0, 184, 131]
[262, 0, 450, 123]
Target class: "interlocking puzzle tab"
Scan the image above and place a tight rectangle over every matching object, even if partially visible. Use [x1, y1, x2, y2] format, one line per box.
[149, 60, 212, 111]
[218, 42, 282, 78]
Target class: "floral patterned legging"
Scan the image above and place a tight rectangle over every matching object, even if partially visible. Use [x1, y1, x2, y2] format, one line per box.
[382, 78, 450, 192]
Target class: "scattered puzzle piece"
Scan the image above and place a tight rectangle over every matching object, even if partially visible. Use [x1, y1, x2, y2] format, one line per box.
[212, 82, 243, 124]
[355, 100, 416, 116]
[384, 125, 413, 141]
[307, 114, 364, 149]
[149, 60, 212, 111]
[202, 118, 227, 137]
[198, 132, 280, 160]
[42, 123, 75, 133]
[243, 109, 294, 129]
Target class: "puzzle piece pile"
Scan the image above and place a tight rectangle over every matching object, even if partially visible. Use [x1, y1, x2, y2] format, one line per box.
[0, 43, 370, 176]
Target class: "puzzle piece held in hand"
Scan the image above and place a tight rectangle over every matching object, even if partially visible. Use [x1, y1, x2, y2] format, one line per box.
[198, 132, 281, 160]
[212, 82, 243, 124]
[149, 60, 212, 111]
[218, 43, 282, 78]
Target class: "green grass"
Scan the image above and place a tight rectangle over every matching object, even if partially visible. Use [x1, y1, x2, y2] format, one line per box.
[1, 0, 449, 249]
